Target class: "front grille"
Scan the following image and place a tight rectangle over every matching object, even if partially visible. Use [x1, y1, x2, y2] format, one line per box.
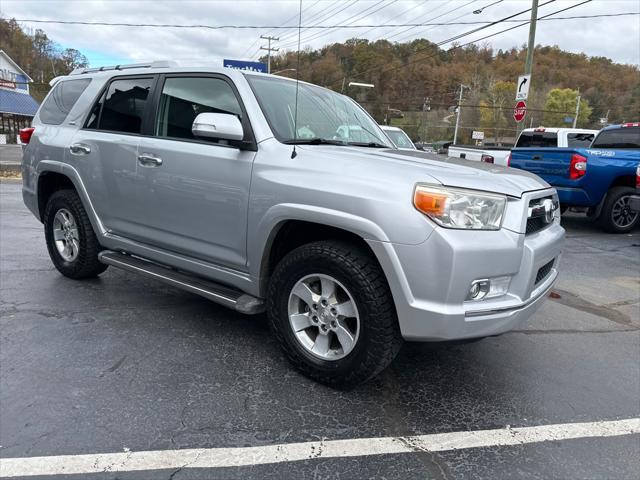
[526, 196, 556, 235]
[535, 259, 554, 285]
[526, 216, 547, 235]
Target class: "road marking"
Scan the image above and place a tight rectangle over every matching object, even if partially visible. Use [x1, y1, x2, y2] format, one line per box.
[1, 418, 638, 477]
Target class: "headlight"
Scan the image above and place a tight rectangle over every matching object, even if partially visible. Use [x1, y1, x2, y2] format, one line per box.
[413, 184, 507, 230]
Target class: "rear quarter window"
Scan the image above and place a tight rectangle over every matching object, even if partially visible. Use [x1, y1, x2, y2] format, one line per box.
[567, 133, 594, 148]
[590, 127, 640, 149]
[515, 131, 558, 148]
[38, 79, 91, 125]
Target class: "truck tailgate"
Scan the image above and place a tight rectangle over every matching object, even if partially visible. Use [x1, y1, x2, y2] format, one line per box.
[509, 148, 577, 184]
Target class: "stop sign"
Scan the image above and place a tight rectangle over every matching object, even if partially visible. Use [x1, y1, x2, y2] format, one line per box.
[513, 100, 527, 123]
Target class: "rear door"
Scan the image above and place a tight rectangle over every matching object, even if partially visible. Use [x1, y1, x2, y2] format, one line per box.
[70, 76, 157, 237]
[134, 74, 257, 269]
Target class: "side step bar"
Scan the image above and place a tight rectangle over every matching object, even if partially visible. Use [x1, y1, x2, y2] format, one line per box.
[98, 251, 264, 314]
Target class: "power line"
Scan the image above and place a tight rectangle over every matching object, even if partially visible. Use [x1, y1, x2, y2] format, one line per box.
[10, 12, 637, 30]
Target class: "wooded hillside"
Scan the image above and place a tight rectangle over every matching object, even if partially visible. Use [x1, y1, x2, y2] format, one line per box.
[1, 18, 88, 102]
[268, 38, 640, 143]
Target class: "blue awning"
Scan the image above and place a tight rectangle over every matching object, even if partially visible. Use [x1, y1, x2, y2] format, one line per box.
[0, 89, 40, 116]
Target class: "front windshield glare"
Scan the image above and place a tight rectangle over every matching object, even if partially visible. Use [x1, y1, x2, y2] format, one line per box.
[246, 75, 392, 146]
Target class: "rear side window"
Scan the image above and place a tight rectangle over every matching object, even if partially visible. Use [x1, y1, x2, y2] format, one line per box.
[39, 79, 91, 125]
[516, 131, 558, 148]
[567, 133, 594, 148]
[591, 127, 640, 149]
[155, 77, 242, 140]
[87, 77, 154, 134]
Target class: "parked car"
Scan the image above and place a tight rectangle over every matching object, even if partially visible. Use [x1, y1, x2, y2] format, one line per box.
[448, 127, 599, 166]
[20, 62, 564, 386]
[379, 125, 417, 150]
[509, 123, 640, 232]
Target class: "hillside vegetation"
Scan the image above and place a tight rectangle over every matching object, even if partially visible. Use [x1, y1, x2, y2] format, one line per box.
[268, 39, 640, 143]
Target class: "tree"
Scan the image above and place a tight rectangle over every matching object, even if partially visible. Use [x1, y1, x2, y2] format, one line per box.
[543, 88, 593, 127]
[479, 80, 515, 144]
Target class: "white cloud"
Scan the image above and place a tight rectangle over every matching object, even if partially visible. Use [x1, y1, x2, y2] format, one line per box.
[1, 0, 639, 66]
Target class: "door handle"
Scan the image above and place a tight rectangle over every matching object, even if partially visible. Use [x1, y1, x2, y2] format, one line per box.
[532, 155, 542, 160]
[69, 143, 91, 155]
[137, 153, 163, 167]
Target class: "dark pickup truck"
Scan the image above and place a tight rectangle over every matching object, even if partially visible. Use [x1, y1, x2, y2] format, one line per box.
[509, 123, 640, 233]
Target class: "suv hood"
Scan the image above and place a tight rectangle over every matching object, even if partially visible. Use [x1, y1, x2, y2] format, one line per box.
[306, 146, 550, 197]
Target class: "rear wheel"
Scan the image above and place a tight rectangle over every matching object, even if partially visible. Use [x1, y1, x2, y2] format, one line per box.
[44, 189, 108, 279]
[267, 241, 402, 388]
[597, 187, 640, 233]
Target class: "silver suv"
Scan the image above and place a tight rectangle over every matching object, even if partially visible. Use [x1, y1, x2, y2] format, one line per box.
[20, 62, 564, 387]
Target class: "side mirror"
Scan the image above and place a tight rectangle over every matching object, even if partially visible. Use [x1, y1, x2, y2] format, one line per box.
[192, 113, 244, 141]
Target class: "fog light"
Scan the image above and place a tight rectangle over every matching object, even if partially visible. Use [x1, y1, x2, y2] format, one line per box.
[466, 276, 511, 301]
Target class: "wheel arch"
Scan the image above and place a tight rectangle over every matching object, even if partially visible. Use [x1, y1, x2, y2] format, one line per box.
[35, 161, 106, 235]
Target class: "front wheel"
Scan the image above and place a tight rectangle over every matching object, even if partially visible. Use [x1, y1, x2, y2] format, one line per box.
[597, 187, 640, 233]
[267, 241, 402, 388]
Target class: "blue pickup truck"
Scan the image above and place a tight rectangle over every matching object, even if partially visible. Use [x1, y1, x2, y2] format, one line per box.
[509, 123, 640, 233]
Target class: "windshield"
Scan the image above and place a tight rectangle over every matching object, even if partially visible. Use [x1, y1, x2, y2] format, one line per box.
[384, 129, 415, 149]
[246, 75, 392, 147]
[591, 127, 640, 149]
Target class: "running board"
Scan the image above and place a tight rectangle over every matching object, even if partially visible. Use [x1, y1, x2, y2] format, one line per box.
[98, 251, 264, 314]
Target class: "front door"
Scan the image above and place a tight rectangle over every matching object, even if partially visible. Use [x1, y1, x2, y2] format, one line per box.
[135, 75, 256, 269]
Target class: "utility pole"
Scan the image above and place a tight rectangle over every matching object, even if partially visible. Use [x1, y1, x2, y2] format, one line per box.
[519, 0, 539, 137]
[524, 0, 539, 77]
[453, 85, 468, 145]
[572, 91, 581, 128]
[260, 35, 279, 74]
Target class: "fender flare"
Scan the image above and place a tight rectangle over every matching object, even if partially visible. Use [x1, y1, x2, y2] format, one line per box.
[36, 160, 107, 236]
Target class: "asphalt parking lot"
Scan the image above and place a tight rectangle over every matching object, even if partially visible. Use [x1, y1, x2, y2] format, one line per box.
[1, 178, 639, 479]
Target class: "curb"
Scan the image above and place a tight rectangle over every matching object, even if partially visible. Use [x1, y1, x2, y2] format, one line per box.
[0, 162, 21, 175]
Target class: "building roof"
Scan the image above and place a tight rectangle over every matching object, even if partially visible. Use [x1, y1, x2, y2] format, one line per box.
[0, 50, 33, 82]
[0, 89, 39, 116]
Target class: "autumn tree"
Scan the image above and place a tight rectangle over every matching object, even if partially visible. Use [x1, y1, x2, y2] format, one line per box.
[543, 88, 593, 127]
[479, 80, 515, 144]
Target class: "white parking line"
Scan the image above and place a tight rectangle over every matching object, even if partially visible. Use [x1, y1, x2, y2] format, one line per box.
[1, 418, 638, 477]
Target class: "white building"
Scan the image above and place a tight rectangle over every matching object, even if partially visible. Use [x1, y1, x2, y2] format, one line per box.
[0, 50, 40, 144]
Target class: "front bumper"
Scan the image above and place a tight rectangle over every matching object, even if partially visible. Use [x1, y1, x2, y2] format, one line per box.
[368, 211, 564, 341]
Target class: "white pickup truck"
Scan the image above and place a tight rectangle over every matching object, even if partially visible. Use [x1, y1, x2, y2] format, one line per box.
[448, 127, 599, 166]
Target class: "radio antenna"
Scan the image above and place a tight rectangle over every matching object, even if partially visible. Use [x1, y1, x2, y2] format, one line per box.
[291, 0, 303, 159]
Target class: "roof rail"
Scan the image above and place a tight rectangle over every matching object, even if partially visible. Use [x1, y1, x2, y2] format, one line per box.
[69, 60, 178, 76]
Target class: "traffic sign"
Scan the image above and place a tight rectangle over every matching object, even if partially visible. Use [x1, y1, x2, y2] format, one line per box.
[515, 74, 531, 101]
[513, 100, 527, 123]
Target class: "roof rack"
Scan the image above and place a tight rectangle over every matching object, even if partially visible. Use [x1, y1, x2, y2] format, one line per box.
[69, 60, 177, 76]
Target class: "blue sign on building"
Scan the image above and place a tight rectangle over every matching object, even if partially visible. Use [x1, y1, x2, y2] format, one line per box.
[223, 59, 267, 73]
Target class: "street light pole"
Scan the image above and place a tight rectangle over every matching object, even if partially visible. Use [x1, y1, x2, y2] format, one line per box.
[572, 92, 581, 128]
[453, 84, 467, 145]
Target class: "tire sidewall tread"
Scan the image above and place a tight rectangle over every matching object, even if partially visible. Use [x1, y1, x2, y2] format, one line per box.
[44, 189, 107, 279]
[267, 240, 402, 388]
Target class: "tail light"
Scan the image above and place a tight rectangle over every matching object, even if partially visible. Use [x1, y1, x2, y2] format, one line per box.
[569, 153, 587, 180]
[506, 152, 512, 167]
[481, 154, 494, 164]
[636, 164, 640, 188]
[19, 127, 35, 144]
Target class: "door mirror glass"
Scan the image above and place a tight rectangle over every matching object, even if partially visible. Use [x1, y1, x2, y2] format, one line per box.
[192, 113, 244, 141]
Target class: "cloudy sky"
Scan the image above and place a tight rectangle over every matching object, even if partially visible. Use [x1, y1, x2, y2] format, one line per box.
[2, 0, 639, 67]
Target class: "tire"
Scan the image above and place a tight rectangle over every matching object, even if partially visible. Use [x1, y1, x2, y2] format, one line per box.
[596, 187, 640, 233]
[267, 240, 403, 388]
[44, 189, 108, 279]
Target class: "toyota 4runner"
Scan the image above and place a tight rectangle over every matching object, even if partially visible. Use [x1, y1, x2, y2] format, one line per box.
[20, 62, 565, 387]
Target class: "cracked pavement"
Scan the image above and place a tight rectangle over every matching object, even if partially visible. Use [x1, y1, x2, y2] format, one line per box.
[1, 179, 639, 479]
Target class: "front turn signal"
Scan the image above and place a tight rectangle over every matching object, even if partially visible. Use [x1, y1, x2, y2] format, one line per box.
[413, 187, 449, 216]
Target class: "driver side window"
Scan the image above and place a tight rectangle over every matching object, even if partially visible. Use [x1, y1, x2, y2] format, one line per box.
[155, 77, 242, 140]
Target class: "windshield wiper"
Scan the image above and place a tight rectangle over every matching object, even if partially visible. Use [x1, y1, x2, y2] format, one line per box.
[346, 141, 389, 148]
[282, 138, 347, 146]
